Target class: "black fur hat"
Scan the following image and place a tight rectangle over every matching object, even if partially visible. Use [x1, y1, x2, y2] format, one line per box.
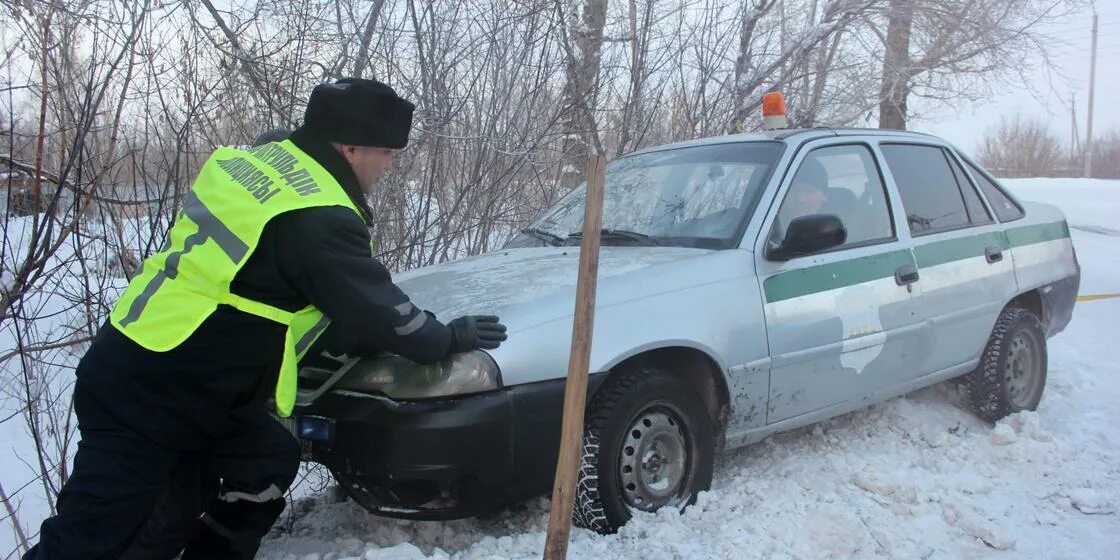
[302, 78, 415, 149]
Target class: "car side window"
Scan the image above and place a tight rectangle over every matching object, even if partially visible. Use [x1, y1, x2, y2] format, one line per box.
[944, 150, 994, 226]
[880, 143, 974, 235]
[963, 160, 1025, 222]
[771, 144, 894, 252]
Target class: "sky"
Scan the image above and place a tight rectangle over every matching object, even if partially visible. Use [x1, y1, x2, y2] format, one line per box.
[912, 1, 1120, 159]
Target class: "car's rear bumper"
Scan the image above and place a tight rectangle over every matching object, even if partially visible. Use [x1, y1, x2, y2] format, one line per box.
[1043, 271, 1079, 338]
[290, 374, 605, 520]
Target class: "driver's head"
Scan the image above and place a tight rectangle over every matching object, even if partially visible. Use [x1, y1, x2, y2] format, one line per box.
[788, 158, 828, 214]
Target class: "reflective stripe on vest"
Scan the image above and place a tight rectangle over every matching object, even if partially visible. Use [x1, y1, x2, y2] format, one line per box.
[110, 140, 364, 417]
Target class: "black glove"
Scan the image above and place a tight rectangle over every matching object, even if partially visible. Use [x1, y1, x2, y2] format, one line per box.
[448, 315, 508, 353]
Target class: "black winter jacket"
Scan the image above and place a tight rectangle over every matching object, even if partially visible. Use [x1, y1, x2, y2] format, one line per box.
[77, 127, 452, 447]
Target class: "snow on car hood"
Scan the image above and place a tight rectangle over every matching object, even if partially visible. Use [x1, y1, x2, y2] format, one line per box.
[394, 246, 710, 321]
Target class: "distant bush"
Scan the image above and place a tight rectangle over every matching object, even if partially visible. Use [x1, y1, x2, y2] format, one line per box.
[1089, 129, 1120, 179]
[978, 115, 1064, 178]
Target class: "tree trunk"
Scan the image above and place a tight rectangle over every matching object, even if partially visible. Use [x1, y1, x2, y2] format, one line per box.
[878, 0, 914, 130]
[730, 0, 780, 133]
[616, 0, 642, 157]
[731, 3, 760, 132]
[559, 0, 607, 190]
[351, 0, 387, 78]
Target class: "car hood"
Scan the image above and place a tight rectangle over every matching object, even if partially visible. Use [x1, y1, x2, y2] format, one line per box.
[394, 246, 711, 324]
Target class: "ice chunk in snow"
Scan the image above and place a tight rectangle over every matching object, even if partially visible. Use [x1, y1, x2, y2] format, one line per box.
[989, 423, 1017, 445]
[1068, 489, 1114, 515]
[943, 504, 1017, 551]
[1006, 411, 1054, 442]
[853, 468, 918, 504]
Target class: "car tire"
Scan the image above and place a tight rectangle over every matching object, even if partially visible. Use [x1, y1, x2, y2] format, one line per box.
[573, 367, 714, 534]
[965, 306, 1048, 422]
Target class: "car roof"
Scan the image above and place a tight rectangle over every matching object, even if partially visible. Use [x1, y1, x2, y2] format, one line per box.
[626, 127, 946, 157]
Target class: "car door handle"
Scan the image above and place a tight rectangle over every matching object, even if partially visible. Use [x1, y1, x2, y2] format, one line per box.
[894, 264, 919, 286]
[985, 246, 1003, 264]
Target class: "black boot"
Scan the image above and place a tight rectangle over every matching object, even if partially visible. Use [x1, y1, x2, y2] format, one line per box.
[181, 497, 286, 560]
[120, 458, 220, 560]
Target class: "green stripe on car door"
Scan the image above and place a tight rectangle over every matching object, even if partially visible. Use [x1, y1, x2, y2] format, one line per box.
[914, 222, 1068, 268]
[762, 221, 1069, 305]
[913, 231, 1008, 268]
[1005, 221, 1070, 248]
[763, 249, 913, 304]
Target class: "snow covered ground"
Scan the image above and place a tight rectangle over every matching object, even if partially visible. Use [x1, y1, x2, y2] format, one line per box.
[257, 178, 1120, 560]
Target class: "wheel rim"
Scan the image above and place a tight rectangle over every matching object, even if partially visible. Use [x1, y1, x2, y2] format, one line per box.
[1005, 330, 1041, 408]
[618, 404, 692, 512]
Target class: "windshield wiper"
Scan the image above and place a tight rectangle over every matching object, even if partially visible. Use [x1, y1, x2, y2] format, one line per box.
[520, 227, 564, 246]
[566, 229, 660, 246]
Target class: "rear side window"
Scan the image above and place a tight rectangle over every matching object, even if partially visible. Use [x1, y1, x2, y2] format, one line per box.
[963, 160, 1025, 222]
[880, 144, 971, 235]
[945, 151, 994, 225]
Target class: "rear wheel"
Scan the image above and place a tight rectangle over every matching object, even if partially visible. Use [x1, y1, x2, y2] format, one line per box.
[965, 306, 1048, 422]
[573, 367, 714, 534]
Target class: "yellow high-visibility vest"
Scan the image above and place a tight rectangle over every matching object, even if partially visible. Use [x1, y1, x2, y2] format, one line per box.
[110, 140, 363, 416]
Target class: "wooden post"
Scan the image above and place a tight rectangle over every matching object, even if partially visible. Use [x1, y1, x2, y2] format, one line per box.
[543, 155, 606, 560]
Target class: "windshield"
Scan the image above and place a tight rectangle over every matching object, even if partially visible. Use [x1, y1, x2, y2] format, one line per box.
[507, 141, 783, 249]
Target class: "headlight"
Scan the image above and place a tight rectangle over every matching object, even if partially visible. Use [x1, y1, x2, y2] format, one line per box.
[334, 350, 501, 399]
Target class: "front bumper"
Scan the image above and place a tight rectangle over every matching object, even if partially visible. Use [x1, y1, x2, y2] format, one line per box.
[291, 374, 605, 520]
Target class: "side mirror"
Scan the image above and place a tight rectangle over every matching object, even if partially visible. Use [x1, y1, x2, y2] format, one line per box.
[768, 214, 846, 261]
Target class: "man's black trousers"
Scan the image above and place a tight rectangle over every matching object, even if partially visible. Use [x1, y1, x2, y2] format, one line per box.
[22, 380, 300, 560]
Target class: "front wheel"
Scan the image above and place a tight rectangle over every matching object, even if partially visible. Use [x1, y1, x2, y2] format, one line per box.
[573, 367, 714, 534]
[965, 306, 1048, 422]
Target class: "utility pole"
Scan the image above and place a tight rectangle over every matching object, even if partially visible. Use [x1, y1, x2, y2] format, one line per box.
[1083, 13, 1098, 178]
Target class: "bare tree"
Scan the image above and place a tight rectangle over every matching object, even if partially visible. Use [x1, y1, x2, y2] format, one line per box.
[1, 1, 160, 551]
[874, 0, 1071, 130]
[731, 0, 780, 132]
[727, 0, 878, 133]
[557, 0, 608, 189]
